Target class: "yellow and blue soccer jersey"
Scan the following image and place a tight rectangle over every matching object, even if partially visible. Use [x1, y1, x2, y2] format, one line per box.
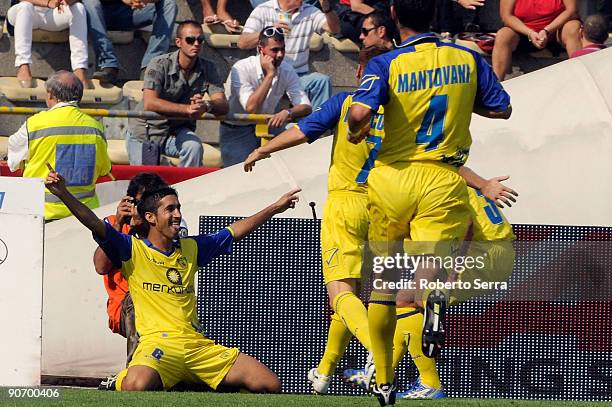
[467, 187, 515, 241]
[95, 222, 234, 337]
[297, 91, 385, 193]
[352, 33, 510, 167]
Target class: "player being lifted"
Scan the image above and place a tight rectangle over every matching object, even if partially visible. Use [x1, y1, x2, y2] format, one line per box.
[345, 167, 518, 399]
[347, 0, 511, 404]
[44, 164, 300, 394]
[244, 44, 389, 394]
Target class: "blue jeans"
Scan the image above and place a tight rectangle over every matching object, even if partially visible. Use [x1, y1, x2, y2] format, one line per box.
[298, 72, 332, 110]
[219, 123, 259, 168]
[82, 0, 177, 70]
[127, 128, 203, 167]
[250, 0, 319, 7]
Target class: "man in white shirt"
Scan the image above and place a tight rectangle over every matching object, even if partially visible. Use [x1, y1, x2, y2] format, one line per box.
[221, 27, 312, 167]
[238, 0, 340, 110]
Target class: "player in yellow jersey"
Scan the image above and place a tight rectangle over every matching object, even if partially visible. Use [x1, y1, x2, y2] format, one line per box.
[347, 1, 512, 403]
[44, 166, 300, 393]
[243, 45, 389, 395]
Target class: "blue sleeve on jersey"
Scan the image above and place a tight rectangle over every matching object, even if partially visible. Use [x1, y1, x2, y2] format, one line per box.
[473, 53, 510, 111]
[297, 92, 347, 143]
[93, 221, 132, 269]
[352, 56, 390, 111]
[192, 228, 234, 267]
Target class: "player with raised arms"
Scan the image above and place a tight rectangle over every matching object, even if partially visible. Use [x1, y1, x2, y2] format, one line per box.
[44, 163, 299, 394]
[244, 44, 389, 395]
[347, 0, 512, 404]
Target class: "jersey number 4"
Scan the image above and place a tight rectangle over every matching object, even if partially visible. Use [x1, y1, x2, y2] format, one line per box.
[416, 95, 448, 151]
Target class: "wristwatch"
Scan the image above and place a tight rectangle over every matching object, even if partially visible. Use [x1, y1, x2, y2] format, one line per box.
[285, 108, 293, 120]
[203, 100, 212, 113]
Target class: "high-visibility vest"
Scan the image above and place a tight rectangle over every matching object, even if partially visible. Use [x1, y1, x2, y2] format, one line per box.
[25, 105, 111, 220]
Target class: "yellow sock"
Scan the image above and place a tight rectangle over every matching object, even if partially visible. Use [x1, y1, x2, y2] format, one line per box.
[115, 368, 129, 392]
[392, 307, 415, 369]
[317, 313, 352, 376]
[395, 308, 441, 389]
[368, 292, 396, 385]
[333, 291, 371, 351]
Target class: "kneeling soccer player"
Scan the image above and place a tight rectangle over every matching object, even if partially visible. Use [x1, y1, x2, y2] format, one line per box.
[45, 166, 300, 393]
[244, 45, 390, 394]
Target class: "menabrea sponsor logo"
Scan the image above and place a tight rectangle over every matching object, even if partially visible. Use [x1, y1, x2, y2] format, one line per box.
[142, 281, 194, 294]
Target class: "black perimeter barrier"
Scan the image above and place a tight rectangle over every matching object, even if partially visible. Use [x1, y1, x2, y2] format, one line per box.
[198, 216, 612, 401]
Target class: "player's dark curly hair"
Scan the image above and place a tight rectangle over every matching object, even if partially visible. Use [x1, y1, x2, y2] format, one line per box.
[392, 0, 435, 32]
[137, 187, 178, 219]
[126, 173, 167, 199]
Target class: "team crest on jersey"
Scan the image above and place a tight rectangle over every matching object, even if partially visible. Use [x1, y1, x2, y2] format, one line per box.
[166, 268, 183, 285]
[357, 74, 380, 92]
[177, 256, 188, 268]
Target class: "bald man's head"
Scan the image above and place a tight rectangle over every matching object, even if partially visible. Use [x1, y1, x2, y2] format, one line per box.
[583, 14, 609, 44]
[45, 70, 84, 103]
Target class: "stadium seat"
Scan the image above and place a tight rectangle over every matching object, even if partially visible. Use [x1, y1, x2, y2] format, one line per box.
[0, 136, 8, 161]
[310, 33, 324, 52]
[106, 138, 222, 167]
[2, 21, 134, 44]
[139, 24, 177, 44]
[201, 23, 244, 49]
[322, 33, 360, 53]
[0, 77, 123, 104]
[123, 80, 144, 104]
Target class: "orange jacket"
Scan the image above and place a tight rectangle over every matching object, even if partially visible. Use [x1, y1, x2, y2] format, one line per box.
[102, 215, 130, 333]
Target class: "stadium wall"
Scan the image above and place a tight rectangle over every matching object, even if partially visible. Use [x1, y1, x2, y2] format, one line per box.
[38, 49, 612, 395]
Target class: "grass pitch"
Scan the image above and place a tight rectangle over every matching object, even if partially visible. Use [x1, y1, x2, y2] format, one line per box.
[3, 389, 610, 406]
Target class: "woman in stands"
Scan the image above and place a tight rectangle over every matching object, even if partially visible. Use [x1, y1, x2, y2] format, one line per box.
[492, 0, 582, 80]
[7, 0, 91, 88]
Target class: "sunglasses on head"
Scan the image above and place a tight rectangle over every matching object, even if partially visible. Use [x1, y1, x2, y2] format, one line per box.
[262, 26, 285, 38]
[361, 26, 378, 36]
[183, 35, 206, 45]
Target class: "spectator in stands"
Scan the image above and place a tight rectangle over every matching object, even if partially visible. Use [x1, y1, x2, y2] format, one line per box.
[250, 0, 320, 8]
[201, 0, 240, 33]
[239, 0, 341, 110]
[7, 0, 90, 88]
[82, 0, 177, 85]
[435, 0, 484, 38]
[126, 21, 228, 168]
[7, 71, 111, 221]
[492, 0, 582, 80]
[93, 173, 181, 366]
[570, 14, 609, 58]
[359, 9, 397, 49]
[335, 0, 389, 44]
[221, 27, 311, 167]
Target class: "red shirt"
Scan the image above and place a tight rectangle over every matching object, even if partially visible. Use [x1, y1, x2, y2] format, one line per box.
[570, 44, 607, 58]
[102, 215, 130, 333]
[514, 0, 565, 32]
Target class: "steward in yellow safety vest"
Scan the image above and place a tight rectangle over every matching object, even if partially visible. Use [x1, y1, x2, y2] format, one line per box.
[21, 71, 111, 220]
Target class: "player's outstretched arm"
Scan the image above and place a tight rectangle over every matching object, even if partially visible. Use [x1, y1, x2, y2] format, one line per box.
[93, 247, 114, 275]
[44, 166, 107, 239]
[244, 127, 308, 172]
[229, 188, 301, 241]
[474, 103, 512, 119]
[459, 166, 519, 208]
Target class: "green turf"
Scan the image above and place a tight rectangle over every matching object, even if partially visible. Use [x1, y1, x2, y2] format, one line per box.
[2, 389, 611, 406]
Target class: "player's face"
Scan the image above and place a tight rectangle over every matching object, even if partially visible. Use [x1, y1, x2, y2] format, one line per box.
[153, 194, 182, 240]
[260, 38, 286, 67]
[177, 25, 204, 58]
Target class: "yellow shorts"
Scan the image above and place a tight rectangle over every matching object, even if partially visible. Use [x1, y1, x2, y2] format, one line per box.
[321, 191, 369, 284]
[451, 240, 516, 304]
[367, 162, 470, 257]
[128, 332, 239, 390]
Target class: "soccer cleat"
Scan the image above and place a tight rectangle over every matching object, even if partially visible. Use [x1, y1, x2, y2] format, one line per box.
[372, 382, 396, 406]
[98, 374, 118, 391]
[307, 368, 330, 394]
[342, 352, 375, 391]
[422, 289, 447, 358]
[397, 378, 446, 399]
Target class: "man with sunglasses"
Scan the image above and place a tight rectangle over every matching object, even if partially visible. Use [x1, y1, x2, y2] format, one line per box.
[126, 20, 229, 168]
[239, 0, 341, 110]
[360, 10, 398, 49]
[221, 27, 312, 167]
